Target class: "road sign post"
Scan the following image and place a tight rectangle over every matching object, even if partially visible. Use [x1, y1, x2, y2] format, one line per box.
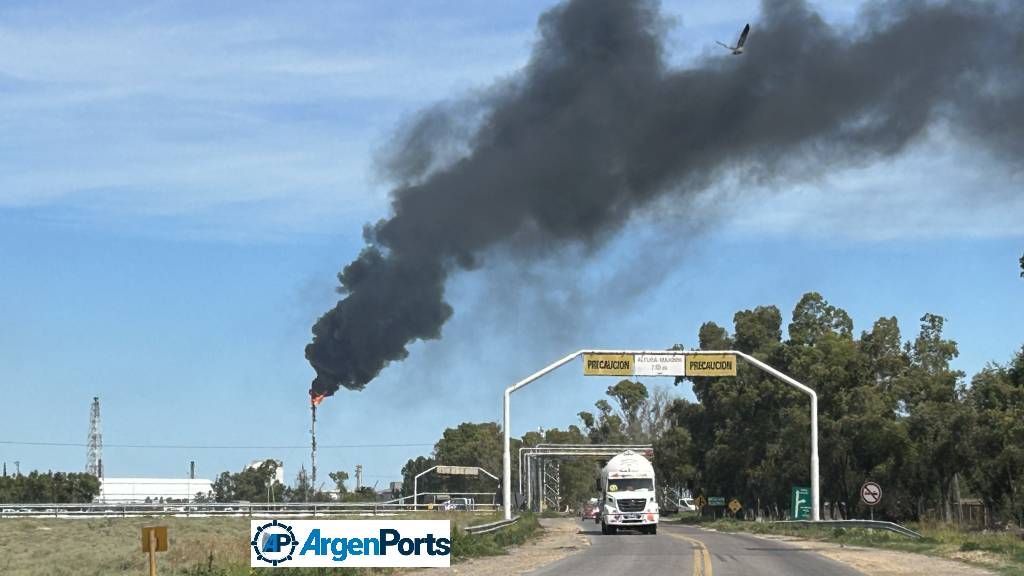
[501, 349, 821, 521]
[791, 486, 811, 520]
[141, 526, 168, 576]
[414, 465, 497, 508]
[861, 481, 882, 520]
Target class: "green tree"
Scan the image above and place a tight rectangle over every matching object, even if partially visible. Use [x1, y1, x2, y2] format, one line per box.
[785, 293, 877, 519]
[340, 486, 377, 502]
[695, 305, 798, 517]
[579, 379, 675, 444]
[578, 398, 628, 444]
[0, 471, 99, 503]
[606, 380, 648, 439]
[788, 292, 853, 346]
[401, 456, 437, 503]
[652, 423, 695, 490]
[329, 470, 350, 494]
[433, 422, 504, 496]
[212, 460, 285, 502]
[897, 314, 972, 521]
[966, 347, 1024, 526]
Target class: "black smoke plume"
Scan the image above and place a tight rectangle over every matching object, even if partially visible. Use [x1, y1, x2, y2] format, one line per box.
[306, 0, 1023, 399]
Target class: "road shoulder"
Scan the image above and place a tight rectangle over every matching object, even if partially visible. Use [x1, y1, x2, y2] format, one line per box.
[728, 531, 997, 576]
[407, 518, 588, 576]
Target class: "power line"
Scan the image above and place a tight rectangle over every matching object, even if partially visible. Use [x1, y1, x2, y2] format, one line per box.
[0, 440, 432, 450]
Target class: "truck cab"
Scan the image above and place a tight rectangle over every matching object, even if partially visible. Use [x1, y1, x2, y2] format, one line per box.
[598, 450, 659, 535]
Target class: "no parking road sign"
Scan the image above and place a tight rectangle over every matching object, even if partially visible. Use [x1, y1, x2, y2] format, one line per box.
[860, 481, 882, 506]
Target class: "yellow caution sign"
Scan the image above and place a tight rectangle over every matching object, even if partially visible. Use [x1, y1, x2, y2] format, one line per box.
[686, 354, 737, 377]
[142, 526, 168, 576]
[583, 353, 634, 376]
[141, 526, 168, 553]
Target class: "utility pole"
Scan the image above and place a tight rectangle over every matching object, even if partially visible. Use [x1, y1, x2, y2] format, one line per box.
[14, 461, 20, 476]
[87, 397, 103, 477]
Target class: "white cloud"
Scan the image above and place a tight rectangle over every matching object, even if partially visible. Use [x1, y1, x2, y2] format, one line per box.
[0, 2, 533, 240]
[723, 137, 1024, 240]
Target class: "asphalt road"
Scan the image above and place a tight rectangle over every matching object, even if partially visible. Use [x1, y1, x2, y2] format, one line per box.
[528, 519, 863, 576]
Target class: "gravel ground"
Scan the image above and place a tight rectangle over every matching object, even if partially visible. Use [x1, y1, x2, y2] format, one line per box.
[407, 518, 587, 576]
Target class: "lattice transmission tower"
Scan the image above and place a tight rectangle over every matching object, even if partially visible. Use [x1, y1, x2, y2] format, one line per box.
[86, 396, 103, 477]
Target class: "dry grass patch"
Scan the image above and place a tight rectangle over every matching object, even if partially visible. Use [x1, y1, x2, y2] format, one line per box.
[0, 512, 507, 576]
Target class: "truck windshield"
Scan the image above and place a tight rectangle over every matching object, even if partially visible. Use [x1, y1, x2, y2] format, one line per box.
[607, 478, 654, 492]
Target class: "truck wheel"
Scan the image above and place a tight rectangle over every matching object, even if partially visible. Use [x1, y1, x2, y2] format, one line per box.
[649, 525, 657, 535]
[607, 524, 617, 535]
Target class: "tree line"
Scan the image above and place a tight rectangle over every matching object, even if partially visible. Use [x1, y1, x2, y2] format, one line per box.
[0, 471, 100, 503]
[655, 292, 1021, 525]
[209, 460, 380, 503]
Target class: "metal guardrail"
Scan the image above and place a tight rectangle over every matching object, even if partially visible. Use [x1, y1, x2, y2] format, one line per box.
[0, 502, 499, 519]
[775, 519, 923, 539]
[464, 517, 520, 535]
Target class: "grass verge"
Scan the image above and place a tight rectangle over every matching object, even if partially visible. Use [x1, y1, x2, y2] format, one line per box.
[451, 512, 542, 559]
[670, 516, 1024, 576]
[0, 511, 539, 575]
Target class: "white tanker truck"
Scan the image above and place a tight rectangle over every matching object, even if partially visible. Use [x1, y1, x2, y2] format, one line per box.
[597, 450, 659, 535]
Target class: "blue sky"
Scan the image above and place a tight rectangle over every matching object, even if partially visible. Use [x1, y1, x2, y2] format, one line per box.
[1, 0, 1021, 488]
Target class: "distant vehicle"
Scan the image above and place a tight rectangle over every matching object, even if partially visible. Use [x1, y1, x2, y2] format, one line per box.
[581, 498, 600, 520]
[442, 497, 474, 511]
[678, 497, 697, 512]
[597, 451, 659, 535]
[716, 23, 750, 55]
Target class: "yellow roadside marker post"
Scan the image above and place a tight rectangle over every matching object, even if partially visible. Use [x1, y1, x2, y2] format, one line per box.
[141, 526, 168, 576]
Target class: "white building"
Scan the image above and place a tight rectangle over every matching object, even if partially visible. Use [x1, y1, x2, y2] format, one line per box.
[97, 477, 214, 503]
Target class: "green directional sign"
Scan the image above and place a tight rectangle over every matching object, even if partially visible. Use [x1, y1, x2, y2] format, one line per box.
[707, 496, 725, 507]
[791, 486, 811, 520]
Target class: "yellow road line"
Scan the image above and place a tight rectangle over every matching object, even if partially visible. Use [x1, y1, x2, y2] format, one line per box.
[670, 532, 713, 576]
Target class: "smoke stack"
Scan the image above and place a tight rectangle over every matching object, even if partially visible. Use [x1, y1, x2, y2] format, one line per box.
[310, 401, 318, 499]
[190, 461, 196, 480]
[306, 0, 1024, 399]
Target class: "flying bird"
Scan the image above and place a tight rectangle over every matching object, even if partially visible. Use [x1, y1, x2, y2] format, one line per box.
[717, 23, 750, 55]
